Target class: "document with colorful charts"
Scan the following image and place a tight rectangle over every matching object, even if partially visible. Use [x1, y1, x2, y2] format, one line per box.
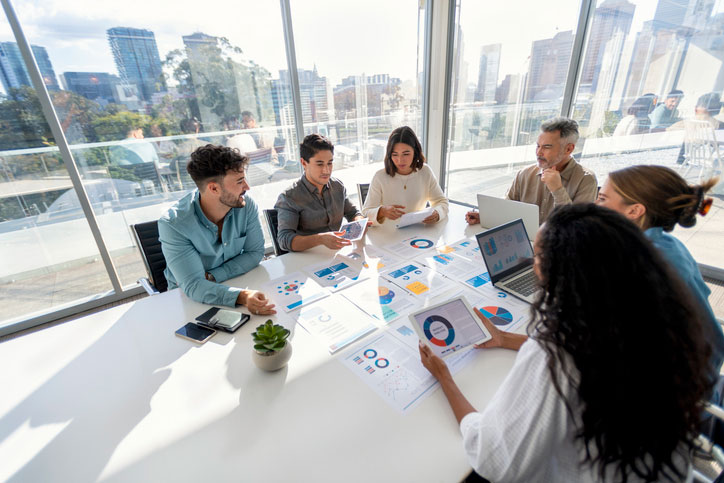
[341, 319, 475, 413]
[381, 260, 459, 301]
[436, 237, 482, 262]
[303, 254, 368, 292]
[414, 250, 478, 283]
[293, 294, 377, 353]
[462, 286, 531, 334]
[382, 235, 439, 259]
[262, 272, 329, 313]
[338, 244, 402, 273]
[340, 274, 418, 325]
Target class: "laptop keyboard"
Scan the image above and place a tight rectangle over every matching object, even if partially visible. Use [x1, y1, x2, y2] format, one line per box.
[505, 271, 538, 296]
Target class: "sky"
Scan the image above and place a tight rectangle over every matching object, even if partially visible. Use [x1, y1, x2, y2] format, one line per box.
[2, 0, 724, 95]
[0, 0, 421, 88]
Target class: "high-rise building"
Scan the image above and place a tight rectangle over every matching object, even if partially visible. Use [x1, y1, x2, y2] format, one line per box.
[474, 43, 501, 104]
[525, 31, 574, 102]
[276, 68, 335, 124]
[61, 72, 120, 104]
[0, 42, 59, 92]
[106, 27, 164, 102]
[580, 0, 635, 91]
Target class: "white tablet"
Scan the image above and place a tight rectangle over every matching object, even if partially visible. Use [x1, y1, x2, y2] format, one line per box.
[339, 218, 368, 241]
[409, 296, 492, 359]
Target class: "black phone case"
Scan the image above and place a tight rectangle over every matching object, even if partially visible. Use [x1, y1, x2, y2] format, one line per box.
[196, 307, 250, 333]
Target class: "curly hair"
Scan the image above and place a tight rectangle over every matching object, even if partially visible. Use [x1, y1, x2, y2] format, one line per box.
[186, 144, 249, 190]
[607, 165, 718, 231]
[383, 126, 426, 176]
[530, 204, 713, 482]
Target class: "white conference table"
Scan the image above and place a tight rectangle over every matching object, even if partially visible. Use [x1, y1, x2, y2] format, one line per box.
[0, 204, 521, 483]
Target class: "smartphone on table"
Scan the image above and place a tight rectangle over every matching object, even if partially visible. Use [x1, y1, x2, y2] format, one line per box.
[175, 322, 216, 344]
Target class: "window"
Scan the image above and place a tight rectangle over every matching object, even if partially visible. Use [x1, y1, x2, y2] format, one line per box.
[289, 0, 425, 207]
[573, 0, 724, 269]
[445, 0, 582, 203]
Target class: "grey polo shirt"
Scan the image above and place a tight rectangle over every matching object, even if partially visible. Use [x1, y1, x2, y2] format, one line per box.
[274, 175, 361, 252]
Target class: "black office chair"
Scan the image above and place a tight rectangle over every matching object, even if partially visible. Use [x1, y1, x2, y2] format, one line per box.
[131, 220, 168, 295]
[263, 209, 288, 257]
[357, 183, 370, 206]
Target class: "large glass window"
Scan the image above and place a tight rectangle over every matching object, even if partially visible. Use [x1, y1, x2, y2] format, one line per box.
[573, 0, 724, 269]
[445, 0, 583, 202]
[289, 0, 425, 207]
[10, 0, 296, 299]
[0, 17, 113, 327]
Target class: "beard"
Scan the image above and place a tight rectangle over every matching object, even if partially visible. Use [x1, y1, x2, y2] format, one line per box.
[219, 188, 246, 208]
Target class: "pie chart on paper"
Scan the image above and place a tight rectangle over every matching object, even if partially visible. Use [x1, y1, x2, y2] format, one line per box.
[479, 306, 514, 326]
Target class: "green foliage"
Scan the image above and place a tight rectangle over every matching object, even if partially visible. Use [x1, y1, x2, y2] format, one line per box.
[91, 111, 152, 142]
[602, 110, 622, 136]
[252, 320, 290, 353]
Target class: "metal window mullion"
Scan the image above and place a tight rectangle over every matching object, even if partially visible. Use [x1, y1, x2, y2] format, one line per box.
[560, 0, 595, 118]
[1, 0, 123, 293]
[421, 0, 434, 154]
[437, 0, 457, 191]
[279, 0, 305, 150]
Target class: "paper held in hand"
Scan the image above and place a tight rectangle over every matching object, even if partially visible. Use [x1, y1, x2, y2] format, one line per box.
[395, 208, 434, 228]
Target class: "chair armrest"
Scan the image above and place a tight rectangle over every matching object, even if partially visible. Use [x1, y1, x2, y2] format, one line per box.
[138, 277, 160, 296]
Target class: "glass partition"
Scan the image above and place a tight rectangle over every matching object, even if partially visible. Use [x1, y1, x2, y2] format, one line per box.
[289, 0, 425, 207]
[0, 17, 113, 327]
[445, 0, 583, 203]
[13, 0, 297, 288]
[572, 0, 724, 269]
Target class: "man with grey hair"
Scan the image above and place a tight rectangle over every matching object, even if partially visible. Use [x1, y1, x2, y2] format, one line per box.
[466, 117, 597, 224]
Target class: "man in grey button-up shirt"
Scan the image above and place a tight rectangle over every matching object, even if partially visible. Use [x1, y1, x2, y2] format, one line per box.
[274, 134, 363, 252]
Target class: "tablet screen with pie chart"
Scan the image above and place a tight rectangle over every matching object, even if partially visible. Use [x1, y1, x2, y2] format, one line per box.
[408, 296, 492, 359]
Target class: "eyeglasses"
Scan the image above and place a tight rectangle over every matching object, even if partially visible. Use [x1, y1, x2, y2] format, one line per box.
[699, 197, 713, 216]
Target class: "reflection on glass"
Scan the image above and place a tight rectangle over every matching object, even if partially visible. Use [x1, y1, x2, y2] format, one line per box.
[12, 0, 298, 288]
[289, 0, 424, 207]
[445, 0, 581, 202]
[0, 32, 112, 325]
[573, 0, 724, 269]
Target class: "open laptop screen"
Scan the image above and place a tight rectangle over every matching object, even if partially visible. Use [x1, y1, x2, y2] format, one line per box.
[475, 218, 534, 283]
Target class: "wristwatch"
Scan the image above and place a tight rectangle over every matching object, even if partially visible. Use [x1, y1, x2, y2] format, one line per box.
[205, 272, 216, 282]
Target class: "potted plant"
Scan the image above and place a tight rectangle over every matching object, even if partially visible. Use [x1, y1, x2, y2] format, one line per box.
[251, 320, 292, 371]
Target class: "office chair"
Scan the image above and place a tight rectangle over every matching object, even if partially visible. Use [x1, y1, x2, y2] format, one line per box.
[357, 183, 370, 206]
[131, 220, 168, 295]
[263, 209, 288, 257]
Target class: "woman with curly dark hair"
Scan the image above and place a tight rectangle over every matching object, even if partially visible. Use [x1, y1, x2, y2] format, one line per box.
[419, 204, 713, 482]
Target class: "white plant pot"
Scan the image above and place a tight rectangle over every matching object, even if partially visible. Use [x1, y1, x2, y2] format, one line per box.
[252, 342, 292, 371]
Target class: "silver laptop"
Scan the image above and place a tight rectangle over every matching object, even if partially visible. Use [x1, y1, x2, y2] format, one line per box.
[477, 194, 539, 238]
[475, 218, 540, 304]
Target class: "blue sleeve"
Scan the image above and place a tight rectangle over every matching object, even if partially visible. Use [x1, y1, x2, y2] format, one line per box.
[158, 217, 242, 307]
[649, 106, 664, 128]
[274, 192, 300, 252]
[207, 200, 264, 283]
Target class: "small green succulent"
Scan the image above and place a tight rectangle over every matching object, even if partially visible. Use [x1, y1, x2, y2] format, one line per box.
[252, 320, 290, 353]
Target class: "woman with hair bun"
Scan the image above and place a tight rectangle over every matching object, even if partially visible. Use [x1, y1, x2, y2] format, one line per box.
[596, 165, 724, 371]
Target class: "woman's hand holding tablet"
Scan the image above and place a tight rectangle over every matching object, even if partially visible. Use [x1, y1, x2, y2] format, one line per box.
[408, 296, 492, 359]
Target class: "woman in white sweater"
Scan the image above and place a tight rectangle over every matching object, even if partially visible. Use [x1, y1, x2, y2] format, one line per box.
[362, 126, 448, 225]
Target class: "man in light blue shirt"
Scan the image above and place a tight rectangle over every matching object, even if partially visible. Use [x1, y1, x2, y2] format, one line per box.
[158, 144, 275, 314]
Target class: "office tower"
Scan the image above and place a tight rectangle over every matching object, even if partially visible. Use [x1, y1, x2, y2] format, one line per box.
[525, 31, 574, 102]
[451, 24, 469, 105]
[0, 42, 59, 92]
[61, 72, 120, 104]
[580, 0, 635, 91]
[107, 27, 164, 102]
[474, 43, 501, 104]
[276, 68, 335, 124]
